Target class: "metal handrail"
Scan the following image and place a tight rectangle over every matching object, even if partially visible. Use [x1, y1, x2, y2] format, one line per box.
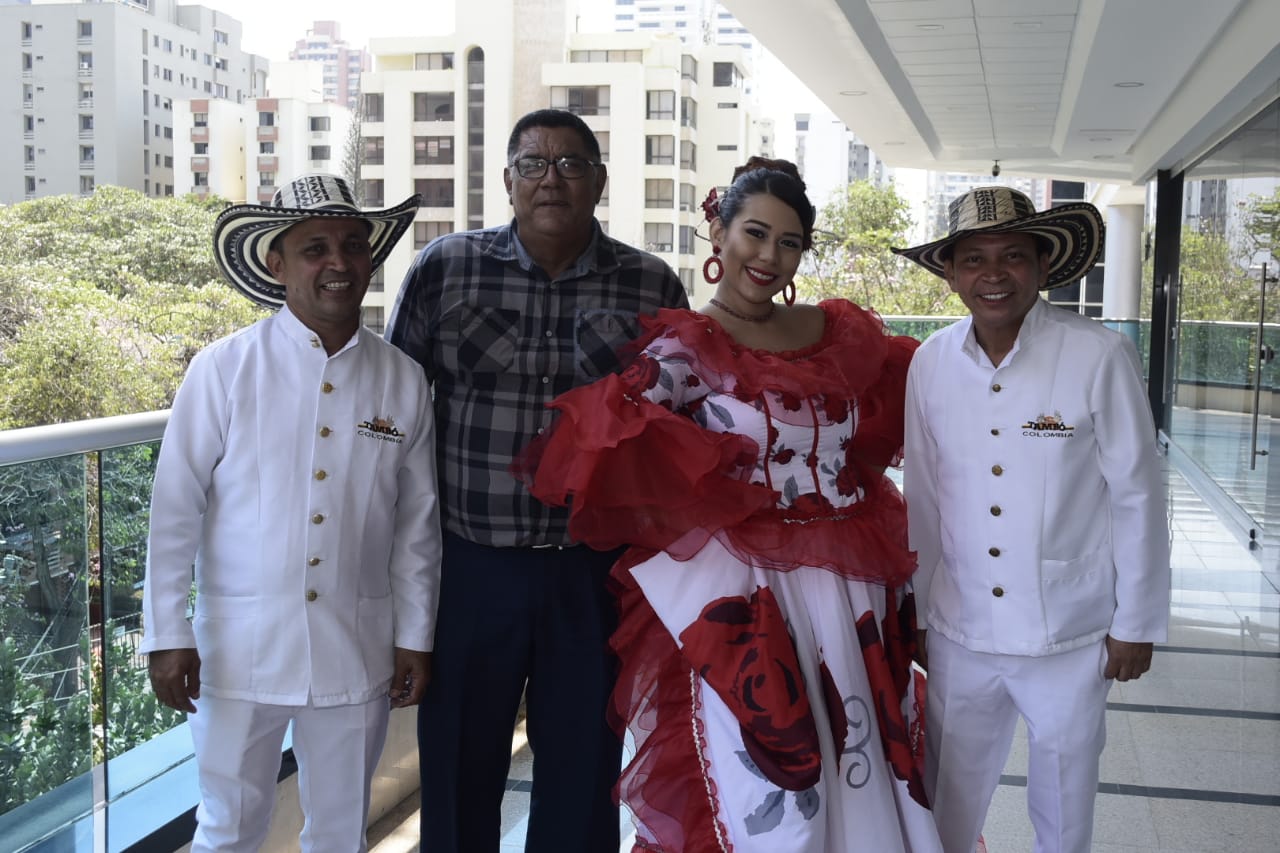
[0, 411, 168, 467]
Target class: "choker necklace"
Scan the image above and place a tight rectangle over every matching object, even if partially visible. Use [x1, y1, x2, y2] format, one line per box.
[709, 297, 775, 323]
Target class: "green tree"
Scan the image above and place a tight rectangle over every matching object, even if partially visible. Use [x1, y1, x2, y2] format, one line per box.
[0, 188, 266, 429]
[798, 181, 964, 316]
[1174, 228, 1263, 322]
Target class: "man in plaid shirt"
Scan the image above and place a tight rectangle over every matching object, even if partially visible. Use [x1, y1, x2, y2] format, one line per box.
[386, 109, 688, 852]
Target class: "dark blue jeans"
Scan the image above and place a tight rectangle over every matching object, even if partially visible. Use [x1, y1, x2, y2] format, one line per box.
[418, 531, 624, 852]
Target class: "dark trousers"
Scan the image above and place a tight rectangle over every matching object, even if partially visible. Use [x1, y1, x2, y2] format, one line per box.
[418, 531, 624, 853]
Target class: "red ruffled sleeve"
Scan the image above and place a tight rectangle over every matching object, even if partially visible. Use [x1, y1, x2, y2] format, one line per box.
[516, 371, 779, 553]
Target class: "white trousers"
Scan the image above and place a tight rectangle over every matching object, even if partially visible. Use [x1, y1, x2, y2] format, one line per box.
[187, 693, 390, 853]
[925, 633, 1112, 853]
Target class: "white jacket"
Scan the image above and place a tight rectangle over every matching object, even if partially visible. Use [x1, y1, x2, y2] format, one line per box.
[141, 307, 442, 706]
[905, 299, 1170, 656]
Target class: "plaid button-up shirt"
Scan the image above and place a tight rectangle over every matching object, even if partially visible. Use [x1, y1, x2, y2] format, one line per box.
[386, 220, 689, 547]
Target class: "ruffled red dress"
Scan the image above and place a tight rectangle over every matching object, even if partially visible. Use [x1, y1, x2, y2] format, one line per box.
[519, 300, 942, 852]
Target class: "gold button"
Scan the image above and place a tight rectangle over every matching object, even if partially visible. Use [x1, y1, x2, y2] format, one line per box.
[991, 464, 1003, 476]
[310, 337, 321, 348]
[992, 586, 1004, 598]
[989, 546, 1001, 557]
[306, 590, 318, 601]
[991, 428, 1000, 436]
[992, 383, 1002, 392]
[319, 426, 332, 437]
[308, 557, 320, 566]
[315, 470, 327, 481]
[990, 505, 1002, 516]
[321, 382, 334, 393]
[311, 513, 324, 524]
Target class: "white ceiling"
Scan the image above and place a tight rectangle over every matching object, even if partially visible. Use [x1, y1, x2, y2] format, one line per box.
[722, 0, 1280, 184]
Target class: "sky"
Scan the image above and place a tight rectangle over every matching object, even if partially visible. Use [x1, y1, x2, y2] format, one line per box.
[208, 0, 613, 60]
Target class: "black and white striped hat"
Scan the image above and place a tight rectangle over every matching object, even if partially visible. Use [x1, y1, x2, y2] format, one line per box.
[212, 174, 419, 308]
[892, 186, 1104, 290]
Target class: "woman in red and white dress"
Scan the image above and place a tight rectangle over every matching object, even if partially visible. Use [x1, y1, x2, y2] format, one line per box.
[519, 158, 943, 852]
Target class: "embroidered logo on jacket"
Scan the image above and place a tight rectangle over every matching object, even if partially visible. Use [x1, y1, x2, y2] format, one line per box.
[1021, 411, 1075, 438]
[357, 416, 405, 444]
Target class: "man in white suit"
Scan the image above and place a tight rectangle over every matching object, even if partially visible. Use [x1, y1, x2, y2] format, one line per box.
[895, 187, 1170, 853]
[141, 174, 442, 852]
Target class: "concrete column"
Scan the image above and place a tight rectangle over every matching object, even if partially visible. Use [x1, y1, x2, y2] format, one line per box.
[1102, 203, 1145, 320]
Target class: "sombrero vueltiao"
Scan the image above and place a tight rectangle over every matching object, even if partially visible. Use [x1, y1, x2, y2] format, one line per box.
[213, 173, 420, 308]
[892, 186, 1104, 290]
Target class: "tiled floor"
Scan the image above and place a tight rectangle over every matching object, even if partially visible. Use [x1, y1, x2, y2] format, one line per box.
[370, 459, 1280, 852]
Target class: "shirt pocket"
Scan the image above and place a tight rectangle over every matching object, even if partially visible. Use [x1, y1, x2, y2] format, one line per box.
[575, 309, 639, 381]
[192, 593, 257, 692]
[1041, 546, 1115, 644]
[449, 305, 522, 377]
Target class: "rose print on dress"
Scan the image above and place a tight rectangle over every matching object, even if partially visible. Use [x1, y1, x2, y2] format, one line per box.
[680, 586, 822, 792]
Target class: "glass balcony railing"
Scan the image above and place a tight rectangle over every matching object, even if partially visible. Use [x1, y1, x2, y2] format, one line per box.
[0, 313, 1271, 851]
[0, 411, 192, 853]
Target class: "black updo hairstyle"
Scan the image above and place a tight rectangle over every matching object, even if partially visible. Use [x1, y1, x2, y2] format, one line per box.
[714, 157, 817, 250]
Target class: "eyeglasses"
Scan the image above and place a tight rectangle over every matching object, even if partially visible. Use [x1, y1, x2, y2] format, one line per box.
[511, 156, 600, 180]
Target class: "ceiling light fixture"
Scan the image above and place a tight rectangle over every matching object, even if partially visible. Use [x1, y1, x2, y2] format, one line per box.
[1089, 136, 1112, 142]
[917, 23, 944, 31]
[1114, 81, 1144, 88]
[1013, 21, 1042, 30]
[839, 90, 867, 96]
[883, 140, 905, 146]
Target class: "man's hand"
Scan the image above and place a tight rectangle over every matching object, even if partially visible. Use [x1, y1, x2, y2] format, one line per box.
[149, 648, 201, 713]
[1104, 635, 1153, 682]
[389, 648, 432, 708]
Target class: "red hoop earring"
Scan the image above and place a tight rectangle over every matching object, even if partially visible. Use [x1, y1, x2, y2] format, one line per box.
[783, 281, 796, 306]
[702, 246, 723, 284]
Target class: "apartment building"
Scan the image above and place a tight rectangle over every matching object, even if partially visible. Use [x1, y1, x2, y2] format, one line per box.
[357, 0, 762, 325]
[2, 0, 267, 203]
[289, 19, 369, 110]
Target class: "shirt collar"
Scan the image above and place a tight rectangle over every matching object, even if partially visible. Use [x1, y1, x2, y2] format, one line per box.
[275, 304, 361, 356]
[496, 218, 620, 279]
[958, 296, 1048, 367]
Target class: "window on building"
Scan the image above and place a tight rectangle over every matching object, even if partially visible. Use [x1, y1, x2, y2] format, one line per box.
[258, 111, 275, 127]
[259, 141, 274, 154]
[644, 222, 674, 253]
[78, 20, 92, 38]
[413, 92, 454, 121]
[679, 225, 696, 254]
[414, 179, 454, 207]
[679, 267, 694, 292]
[24, 145, 35, 163]
[363, 137, 384, 165]
[79, 83, 93, 103]
[681, 97, 697, 128]
[368, 268, 384, 293]
[79, 114, 93, 132]
[361, 306, 385, 334]
[716, 144, 737, 151]
[681, 55, 697, 80]
[193, 172, 209, 187]
[414, 136, 454, 165]
[646, 135, 675, 165]
[361, 179, 384, 206]
[194, 142, 208, 154]
[413, 220, 453, 248]
[310, 145, 331, 161]
[25, 176, 36, 195]
[23, 52, 33, 71]
[260, 172, 276, 187]
[550, 86, 610, 116]
[214, 30, 229, 45]
[680, 140, 696, 170]
[80, 176, 95, 195]
[414, 52, 454, 70]
[192, 111, 208, 127]
[23, 83, 33, 105]
[680, 183, 695, 212]
[647, 90, 676, 121]
[644, 179, 674, 208]
[364, 92, 384, 121]
[24, 115, 35, 134]
[596, 131, 610, 161]
[713, 62, 740, 88]
[21, 21, 32, 41]
[309, 116, 331, 132]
